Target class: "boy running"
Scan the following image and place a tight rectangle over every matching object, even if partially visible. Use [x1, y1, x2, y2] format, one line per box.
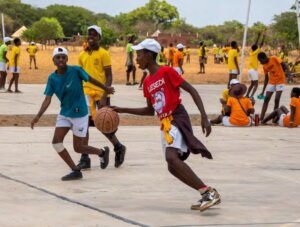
[31, 47, 114, 181]
[113, 39, 221, 212]
[245, 32, 265, 98]
[0, 37, 12, 91]
[77, 25, 126, 170]
[7, 38, 21, 93]
[257, 52, 292, 121]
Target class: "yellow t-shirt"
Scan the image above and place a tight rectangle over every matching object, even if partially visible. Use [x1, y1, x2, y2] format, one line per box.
[228, 49, 238, 70]
[9, 46, 21, 67]
[222, 89, 229, 101]
[186, 48, 191, 56]
[248, 48, 260, 70]
[78, 48, 111, 95]
[28, 46, 38, 56]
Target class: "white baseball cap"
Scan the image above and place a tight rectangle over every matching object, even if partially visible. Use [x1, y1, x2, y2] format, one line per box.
[88, 25, 102, 36]
[229, 79, 240, 85]
[176, 43, 185, 49]
[53, 47, 68, 57]
[3, 37, 12, 44]
[31, 41, 35, 45]
[132, 38, 161, 53]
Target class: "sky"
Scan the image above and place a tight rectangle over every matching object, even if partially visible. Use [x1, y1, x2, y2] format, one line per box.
[22, 0, 295, 28]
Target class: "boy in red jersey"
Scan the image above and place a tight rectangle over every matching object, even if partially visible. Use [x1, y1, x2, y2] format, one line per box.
[113, 39, 221, 212]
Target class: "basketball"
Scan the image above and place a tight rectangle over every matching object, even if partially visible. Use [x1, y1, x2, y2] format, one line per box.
[94, 107, 120, 133]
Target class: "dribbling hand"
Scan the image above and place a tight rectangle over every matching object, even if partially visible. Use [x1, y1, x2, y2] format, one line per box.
[201, 118, 211, 137]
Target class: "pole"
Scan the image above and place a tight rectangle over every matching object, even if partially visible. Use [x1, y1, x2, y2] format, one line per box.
[1, 13, 5, 39]
[239, 0, 251, 82]
[296, 0, 300, 48]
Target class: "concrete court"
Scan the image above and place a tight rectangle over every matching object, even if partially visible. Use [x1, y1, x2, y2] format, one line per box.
[0, 84, 294, 115]
[0, 84, 300, 227]
[0, 125, 300, 227]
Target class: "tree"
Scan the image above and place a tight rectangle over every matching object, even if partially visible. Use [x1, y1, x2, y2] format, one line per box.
[23, 17, 64, 46]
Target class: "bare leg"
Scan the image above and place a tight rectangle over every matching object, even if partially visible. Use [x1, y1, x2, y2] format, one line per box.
[260, 91, 274, 121]
[246, 82, 254, 97]
[274, 91, 283, 110]
[210, 115, 223, 125]
[7, 74, 16, 91]
[132, 66, 137, 84]
[0, 71, 7, 89]
[166, 148, 205, 190]
[250, 80, 258, 97]
[14, 73, 20, 92]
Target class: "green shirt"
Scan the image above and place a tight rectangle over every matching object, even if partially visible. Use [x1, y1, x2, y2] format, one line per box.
[0, 44, 8, 63]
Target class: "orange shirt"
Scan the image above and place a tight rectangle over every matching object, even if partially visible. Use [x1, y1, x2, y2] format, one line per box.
[227, 97, 253, 126]
[263, 56, 285, 85]
[283, 97, 300, 127]
[168, 47, 176, 60]
[173, 51, 183, 67]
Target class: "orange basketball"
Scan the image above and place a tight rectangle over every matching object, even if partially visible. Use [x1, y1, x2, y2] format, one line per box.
[94, 107, 120, 133]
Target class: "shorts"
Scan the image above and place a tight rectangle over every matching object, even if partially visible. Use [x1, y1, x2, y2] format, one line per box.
[161, 125, 188, 157]
[0, 62, 6, 72]
[266, 84, 285, 92]
[229, 69, 238, 75]
[9, 66, 20, 73]
[173, 67, 182, 75]
[85, 95, 110, 116]
[56, 114, 88, 137]
[248, 69, 259, 81]
[278, 113, 288, 127]
[126, 65, 136, 73]
[222, 116, 252, 127]
[199, 57, 205, 64]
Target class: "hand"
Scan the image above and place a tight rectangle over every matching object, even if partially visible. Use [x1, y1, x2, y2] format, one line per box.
[106, 86, 115, 94]
[201, 118, 211, 137]
[31, 116, 39, 129]
[98, 98, 107, 109]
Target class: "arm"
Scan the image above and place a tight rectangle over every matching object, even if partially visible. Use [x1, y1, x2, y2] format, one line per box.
[247, 108, 255, 115]
[254, 32, 261, 46]
[88, 75, 114, 94]
[14, 54, 18, 72]
[26, 48, 30, 53]
[3, 51, 8, 63]
[31, 96, 52, 129]
[114, 98, 155, 116]
[260, 73, 269, 95]
[234, 56, 240, 74]
[180, 81, 211, 137]
[260, 33, 266, 48]
[98, 66, 113, 108]
[224, 105, 231, 116]
[289, 106, 296, 128]
[281, 62, 292, 82]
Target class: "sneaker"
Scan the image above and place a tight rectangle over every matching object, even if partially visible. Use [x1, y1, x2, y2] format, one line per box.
[99, 146, 110, 169]
[114, 144, 126, 168]
[76, 157, 91, 170]
[191, 187, 221, 212]
[61, 170, 83, 181]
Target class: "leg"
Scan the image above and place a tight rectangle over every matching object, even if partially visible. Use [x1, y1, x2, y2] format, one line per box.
[29, 57, 32, 69]
[33, 56, 38, 69]
[7, 73, 16, 92]
[165, 147, 205, 190]
[279, 105, 289, 114]
[14, 73, 20, 92]
[262, 109, 279, 124]
[132, 66, 137, 84]
[210, 114, 223, 125]
[246, 81, 254, 97]
[274, 91, 283, 110]
[260, 91, 273, 121]
[0, 71, 7, 89]
[250, 80, 258, 97]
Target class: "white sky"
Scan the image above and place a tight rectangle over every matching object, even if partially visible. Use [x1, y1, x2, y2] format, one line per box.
[22, 0, 295, 28]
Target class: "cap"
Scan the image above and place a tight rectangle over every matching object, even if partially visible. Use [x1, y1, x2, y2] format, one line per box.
[3, 37, 12, 44]
[88, 25, 102, 36]
[176, 43, 185, 49]
[132, 38, 161, 53]
[229, 79, 240, 85]
[53, 47, 68, 57]
[31, 41, 35, 45]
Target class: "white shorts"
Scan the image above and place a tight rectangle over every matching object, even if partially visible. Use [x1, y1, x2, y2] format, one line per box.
[279, 113, 288, 127]
[248, 69, 259, 81]
[266, 84, 285, 92]
[222, 116, 252, 127]
[9, 66, 20, 73]
[174, 67, 182, 75]
[56, 114, 88, 137]
[161, 125, 188, 157]
[229, 69, 238, 74]
[0, 62, 6, 72]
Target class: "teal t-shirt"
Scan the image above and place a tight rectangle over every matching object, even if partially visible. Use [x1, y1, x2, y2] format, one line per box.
[0, 44, 8, 63]
[44, 65, 89, 118]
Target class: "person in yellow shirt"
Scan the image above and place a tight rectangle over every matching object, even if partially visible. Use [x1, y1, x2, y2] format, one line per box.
[167, 43, 176, 66]
[26, 41, 38, 69]
[7, 38, 21, 93]
[227, 41, 240, 87]
[186, 46, 191, 63]
[77, 25, 126, 170]
[246, 32, 265, 98]
[198, 42, 206, 74]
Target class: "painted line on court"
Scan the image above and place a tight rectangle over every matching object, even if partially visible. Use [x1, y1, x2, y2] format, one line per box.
[0, 172, 150, 227]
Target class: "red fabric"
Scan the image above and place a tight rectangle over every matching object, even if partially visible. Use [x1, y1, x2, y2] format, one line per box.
[143, 66, 184, 119]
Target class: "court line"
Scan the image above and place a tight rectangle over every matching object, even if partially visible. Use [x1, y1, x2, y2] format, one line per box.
[0, 172, 150, 227]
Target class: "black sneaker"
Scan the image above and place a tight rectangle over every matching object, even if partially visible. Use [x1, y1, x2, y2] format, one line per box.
[61, 170, 83, 181]
[114, 144, 126, 168]
[99, 146, 109, 169]
[76, 157, 91, 170]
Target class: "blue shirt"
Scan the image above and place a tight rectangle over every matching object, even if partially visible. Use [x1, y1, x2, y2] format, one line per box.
[44, 65, 89, 118]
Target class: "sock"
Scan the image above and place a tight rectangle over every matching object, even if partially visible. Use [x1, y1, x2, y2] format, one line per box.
[199, 185, 209, 195]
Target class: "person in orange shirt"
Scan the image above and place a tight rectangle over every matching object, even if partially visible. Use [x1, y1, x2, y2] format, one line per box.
[167, 43, 175, 66]
[222, 84, 255, 127]
[173, 43, 185, 75]
[258, 52, 292, 121]
[262, 87, 300, 128]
